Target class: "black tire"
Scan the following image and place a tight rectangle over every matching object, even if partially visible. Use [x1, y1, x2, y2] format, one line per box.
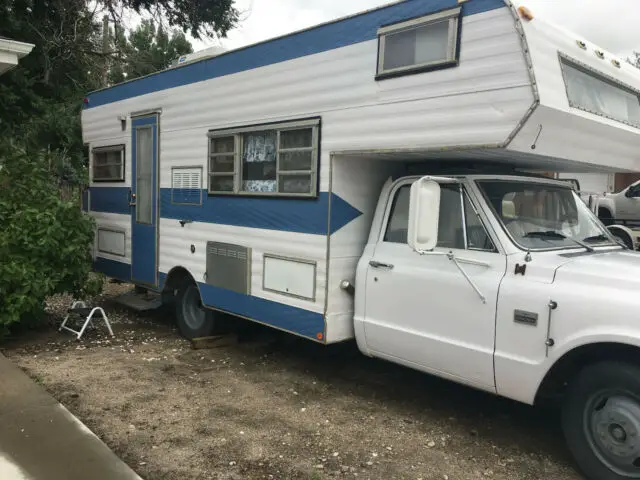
[175, 283, 217, 339]
[599, 209, 614, 226]
[563, 361, 640, 480]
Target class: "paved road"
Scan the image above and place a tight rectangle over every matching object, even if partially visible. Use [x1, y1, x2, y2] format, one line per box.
[0, 352, 142, 480]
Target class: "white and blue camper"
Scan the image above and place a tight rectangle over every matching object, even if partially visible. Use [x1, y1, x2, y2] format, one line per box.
[81, 0, 640, 342]
[83, 2, 640, 477]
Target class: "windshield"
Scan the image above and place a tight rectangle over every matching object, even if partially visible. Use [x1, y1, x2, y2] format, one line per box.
[476, 180, 617, 250]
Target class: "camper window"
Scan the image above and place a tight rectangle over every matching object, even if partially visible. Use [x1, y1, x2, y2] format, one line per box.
[560, 55, 640, 128]
[376, 6, 460, 80]
[208, 118, 319, 197]
[92, 145, 125, 182]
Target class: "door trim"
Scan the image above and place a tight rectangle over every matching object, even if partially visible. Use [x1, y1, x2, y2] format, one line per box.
[130, 113, 160, 287]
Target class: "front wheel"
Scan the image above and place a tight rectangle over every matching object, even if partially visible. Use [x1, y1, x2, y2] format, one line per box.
[175, 283, 217, 339]
[563, 361, 640, 480]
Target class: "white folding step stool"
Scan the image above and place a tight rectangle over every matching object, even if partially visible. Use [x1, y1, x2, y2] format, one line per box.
[59, 301, 114, 340]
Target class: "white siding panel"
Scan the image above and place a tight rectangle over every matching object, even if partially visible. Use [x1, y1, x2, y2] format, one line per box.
[158, 219, 327, 313]
[83, 8, 530, 157]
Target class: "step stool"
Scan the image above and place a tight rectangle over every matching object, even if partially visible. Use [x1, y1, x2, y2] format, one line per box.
[59, 301, 114, 340]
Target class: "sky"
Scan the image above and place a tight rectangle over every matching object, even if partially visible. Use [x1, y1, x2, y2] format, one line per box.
[193, 0, 640, 59]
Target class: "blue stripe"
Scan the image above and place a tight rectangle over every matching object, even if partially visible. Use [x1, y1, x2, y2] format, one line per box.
[94, 257, 131, 282]
[198, 282, 324, 340]
[90, 187, 130, 215]
[90, 187, 362, 235]
[158, 272, 324, 340]
[85, 0, 504, 108]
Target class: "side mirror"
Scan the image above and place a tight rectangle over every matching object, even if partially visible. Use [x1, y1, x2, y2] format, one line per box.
[625, 189, 633, 198]
[408, 177, 441, 252]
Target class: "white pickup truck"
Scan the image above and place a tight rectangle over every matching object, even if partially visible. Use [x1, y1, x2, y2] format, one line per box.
[352, 172, 638, 480]
[597, 181, 640, 224]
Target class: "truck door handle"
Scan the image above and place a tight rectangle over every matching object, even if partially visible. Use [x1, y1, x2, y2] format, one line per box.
[369, 260, 394, 270]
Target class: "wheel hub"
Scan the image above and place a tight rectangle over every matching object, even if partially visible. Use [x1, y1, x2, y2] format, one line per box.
[589, 394, 640, 475]
[182, 286, 206, 330]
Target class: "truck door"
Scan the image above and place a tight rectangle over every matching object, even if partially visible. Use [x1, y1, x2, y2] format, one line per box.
[362, 181, 506, 392]
[616, 182, 640, 221]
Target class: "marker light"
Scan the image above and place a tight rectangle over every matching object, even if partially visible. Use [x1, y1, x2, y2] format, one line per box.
[518, 6, 534, 21]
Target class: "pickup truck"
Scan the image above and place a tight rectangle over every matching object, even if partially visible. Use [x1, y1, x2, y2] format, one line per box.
[597, 181, 640, 224]
[352, 173, 640, 480]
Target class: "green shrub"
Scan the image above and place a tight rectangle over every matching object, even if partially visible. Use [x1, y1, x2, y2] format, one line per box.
[0, 144, 102, 336]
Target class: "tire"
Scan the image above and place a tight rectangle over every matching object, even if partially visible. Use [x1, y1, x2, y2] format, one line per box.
[175, 283, 217, 339]
[599, 209, 614, 226]
[562, 361, 640, 480]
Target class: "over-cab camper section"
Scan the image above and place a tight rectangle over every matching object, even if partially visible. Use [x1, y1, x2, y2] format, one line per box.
[81, 0, 640, 343]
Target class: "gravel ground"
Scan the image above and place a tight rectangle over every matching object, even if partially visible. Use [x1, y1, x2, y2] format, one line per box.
[1, 282, 582, 480]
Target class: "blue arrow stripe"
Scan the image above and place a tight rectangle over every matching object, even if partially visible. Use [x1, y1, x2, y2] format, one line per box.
[89, 187, 362, 235]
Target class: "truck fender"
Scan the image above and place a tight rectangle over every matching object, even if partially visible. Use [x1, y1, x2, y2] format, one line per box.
[607, 224, 635, 249]
[534, 333, 640, 405]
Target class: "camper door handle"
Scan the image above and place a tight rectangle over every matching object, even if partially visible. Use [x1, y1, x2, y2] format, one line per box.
[128, 190, 137, 207]
[369, 260, 394, 270]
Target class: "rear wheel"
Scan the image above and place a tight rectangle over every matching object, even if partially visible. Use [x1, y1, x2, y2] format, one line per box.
[563, 362, 640, 480]
[175, 283, 217, 339]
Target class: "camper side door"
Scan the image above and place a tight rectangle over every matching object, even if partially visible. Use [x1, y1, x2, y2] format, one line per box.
[360, 179, 506, 392]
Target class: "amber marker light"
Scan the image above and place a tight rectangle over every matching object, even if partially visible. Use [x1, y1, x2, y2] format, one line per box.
[518, 5, 534, 21]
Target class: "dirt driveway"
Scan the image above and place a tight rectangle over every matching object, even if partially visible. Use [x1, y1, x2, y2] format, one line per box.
[2, 283, 580, 480]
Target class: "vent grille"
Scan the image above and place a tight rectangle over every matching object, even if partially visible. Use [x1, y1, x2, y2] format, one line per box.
[206, 242, 250, 294]
[171, 167, 202, 205]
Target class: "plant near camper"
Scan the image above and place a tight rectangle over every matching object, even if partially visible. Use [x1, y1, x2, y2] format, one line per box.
[0, 144, 103, 337]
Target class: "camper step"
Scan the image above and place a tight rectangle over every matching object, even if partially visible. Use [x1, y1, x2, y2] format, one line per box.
[115, 290, 163, 312]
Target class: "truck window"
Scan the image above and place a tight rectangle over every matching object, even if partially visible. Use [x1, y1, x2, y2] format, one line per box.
[478, 180, 615, 250]
[384, 184, 494, 251]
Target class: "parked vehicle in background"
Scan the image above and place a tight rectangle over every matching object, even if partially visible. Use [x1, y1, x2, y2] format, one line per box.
[81, 1, 640, 478]
[597, 181, 640, 224]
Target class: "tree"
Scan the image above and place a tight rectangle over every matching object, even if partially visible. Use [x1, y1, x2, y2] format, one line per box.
[102, 0, 239, 40]
[109, 20, 194, 84]
[628, 51, 640, 69]
[0, 144, 102, 336]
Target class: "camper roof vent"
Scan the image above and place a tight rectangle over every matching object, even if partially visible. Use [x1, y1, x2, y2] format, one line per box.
[169, 45, 227, 69]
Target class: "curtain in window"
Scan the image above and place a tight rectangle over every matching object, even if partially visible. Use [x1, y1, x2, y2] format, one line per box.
[242, 131, 277, 192]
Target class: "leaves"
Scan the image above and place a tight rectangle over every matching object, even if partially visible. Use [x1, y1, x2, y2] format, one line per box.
[0, 146, 99, 333]
[109, 19, 194, 84]
[104, 0, 240, 40]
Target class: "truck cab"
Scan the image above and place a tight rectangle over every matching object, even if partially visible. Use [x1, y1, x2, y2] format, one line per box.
[355, 173, 640, 480]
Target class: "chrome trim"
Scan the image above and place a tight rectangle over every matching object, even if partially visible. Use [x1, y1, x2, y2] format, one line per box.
[502, 0, 540, 148]
[558, 52, 640, 129]
[459, 184, 468, 249]
[377, 7, 461, 77]
[130, 107, 162, 117]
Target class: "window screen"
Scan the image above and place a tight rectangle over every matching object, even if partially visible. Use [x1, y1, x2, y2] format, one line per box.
[377, 7, 460, 79]
[208, 119, 320, 197]
[92, 145, 124, 182]
[560, 56, 640, 127]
